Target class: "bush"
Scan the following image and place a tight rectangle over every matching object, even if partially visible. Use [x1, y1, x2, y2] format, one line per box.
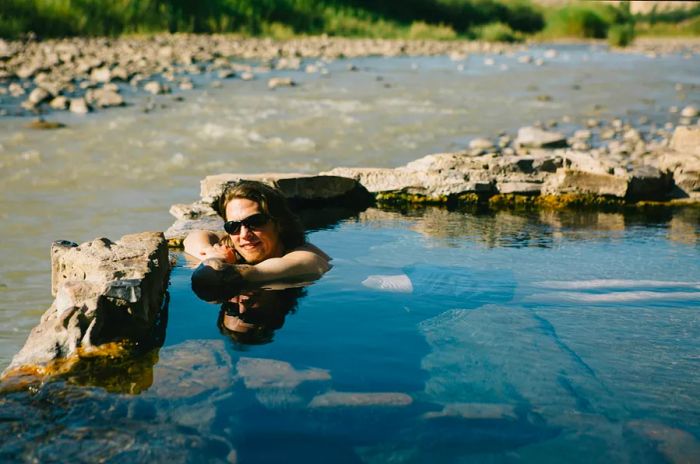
[475, 22, 519, 42]
[543, 4, 609, 39]
[408, 21, 457, 40]
[607, 23, 634, 47]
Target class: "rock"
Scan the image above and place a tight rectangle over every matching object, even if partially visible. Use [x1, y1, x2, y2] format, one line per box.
[670, 126, 700, 155]
[90, 88, 124, 108]
[626, 420, 700, 464]
[90, 66, 111, 83]
[573, 129, 592, 140]
[515, 126, 567, 149]
[267, 77, 295, 89]
[49, 96, 68, 110]
[423, 403, 517, 420]
[542, 169, 629, 198]
[496, 181, 542, 195]
[149, 340, 235, 398]
[308, 392, 412, 408]
[240, 71, 254, 81]
[623, 128, 642, 142]
[144, 81, 168, 95]
[237, 357, 330, 390]
[3, 232, 169, 378]
[27, 87, 50, 106]
[681, 105, 698, 118]
[199, 173, 369, 206]
[469, 138, 494, 150]
[69, 97, 90, 114]
[322, 167, 424, 194]
[165, 216, 225, 243]
[518, 55, 532, 64]
[169, 201, 218, 220]
[626, 166, 673, 201]
[9, 82, 25, 97]
[217, 69, 235, 79]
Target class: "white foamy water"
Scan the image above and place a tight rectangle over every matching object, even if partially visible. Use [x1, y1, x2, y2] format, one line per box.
[0, 45, 699, 366]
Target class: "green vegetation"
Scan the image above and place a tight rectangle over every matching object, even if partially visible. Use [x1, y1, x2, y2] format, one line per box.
[0, 0, 545, 40]
[634, 3, 700, 37]
[0, 0, 696, 42]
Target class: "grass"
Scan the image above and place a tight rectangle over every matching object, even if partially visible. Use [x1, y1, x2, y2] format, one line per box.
[0, 0, 696, 43]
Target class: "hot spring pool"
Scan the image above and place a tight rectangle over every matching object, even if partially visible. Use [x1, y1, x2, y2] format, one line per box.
[2, 206, 699, 463]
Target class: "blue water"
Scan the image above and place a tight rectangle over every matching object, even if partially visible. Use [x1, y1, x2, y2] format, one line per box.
[1, 206, 699, 463]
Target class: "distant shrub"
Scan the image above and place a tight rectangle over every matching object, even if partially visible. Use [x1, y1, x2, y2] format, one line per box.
[262, 22, 296, 40]
[607, 23, 635, 47]
[408, 21, 457, 40]
[543, 5, 609, 39]
[475, 22, 519, 42]
[504, 0, 544, 33]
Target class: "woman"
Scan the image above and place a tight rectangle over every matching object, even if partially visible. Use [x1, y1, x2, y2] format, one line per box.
[184, 180, 331, 285]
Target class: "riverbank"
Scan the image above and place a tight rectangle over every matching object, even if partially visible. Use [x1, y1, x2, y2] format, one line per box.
[3, 35, 700, 119]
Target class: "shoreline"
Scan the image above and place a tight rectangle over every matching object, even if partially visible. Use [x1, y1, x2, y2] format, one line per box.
[2, 34, 699, 119]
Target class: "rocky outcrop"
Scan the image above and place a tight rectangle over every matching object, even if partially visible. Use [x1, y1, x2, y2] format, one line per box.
[2, 232, 170, 382]
[165, 173, 372, 243]
[166, 127, 698, 244]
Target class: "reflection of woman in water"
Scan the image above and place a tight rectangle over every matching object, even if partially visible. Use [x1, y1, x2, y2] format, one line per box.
[184, 180, 331, 290]
[216, 287, 306, 346]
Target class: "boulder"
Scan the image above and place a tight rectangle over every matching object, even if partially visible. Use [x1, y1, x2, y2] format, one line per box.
[670, 126, 700, 155]
[515, 126, 568, 149]
[200, 173, 368, 206]
[542, 169, 629, 198]
[2, 232, 170, 378]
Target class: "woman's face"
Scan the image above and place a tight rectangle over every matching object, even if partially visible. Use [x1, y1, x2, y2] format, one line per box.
[225, 198, 283, 264]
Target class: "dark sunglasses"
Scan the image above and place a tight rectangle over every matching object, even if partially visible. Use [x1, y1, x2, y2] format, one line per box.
[223, 213, 270, 235]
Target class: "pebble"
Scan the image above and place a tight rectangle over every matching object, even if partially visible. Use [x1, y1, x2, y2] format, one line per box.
[681, 105, 698, 118]
[49, 96, 68, 110]
[469, 138, 494, 150]
[27, 87, 50, 105]
[268, 77, 295, 89]
[69, 97, 90, 114]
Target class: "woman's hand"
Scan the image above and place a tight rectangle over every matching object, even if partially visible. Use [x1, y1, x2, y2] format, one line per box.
[199, 243, 236, 263]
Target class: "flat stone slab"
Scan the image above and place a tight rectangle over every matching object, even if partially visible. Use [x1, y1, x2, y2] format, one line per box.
[308, 391, 413, 408]
[200, 173, 364, 204]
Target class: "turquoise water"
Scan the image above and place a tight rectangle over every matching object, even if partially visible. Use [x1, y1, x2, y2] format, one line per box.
[1, 206, 699, 462]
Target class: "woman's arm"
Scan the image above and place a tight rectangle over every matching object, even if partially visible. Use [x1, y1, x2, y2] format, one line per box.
[237, 245, 331, 283]
[183, 230, 231, 261]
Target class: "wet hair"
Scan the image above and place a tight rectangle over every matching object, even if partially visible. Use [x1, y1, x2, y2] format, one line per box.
[217, 287, 306, 346]
[217, 180, 305, 254]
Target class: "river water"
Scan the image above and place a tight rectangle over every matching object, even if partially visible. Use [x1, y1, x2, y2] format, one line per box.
[0, 44, 698, 368]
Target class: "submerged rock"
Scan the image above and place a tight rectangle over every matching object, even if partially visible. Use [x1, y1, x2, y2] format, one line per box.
[308, 391, 413, 408]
